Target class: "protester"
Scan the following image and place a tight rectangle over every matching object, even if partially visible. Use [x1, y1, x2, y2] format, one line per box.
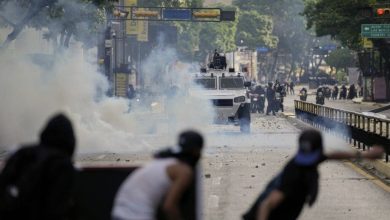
[112, 130, 204, 220]
[332, 85, 339, 100]
[348, 84, 357, 100]
[340, 85, 347, 99]
[289, 82, 295, 95]
[243, 129, 384, 220]
[266, 83, 276, 116]
[0, 113, 76, 220]
[299, 87, 307, 101]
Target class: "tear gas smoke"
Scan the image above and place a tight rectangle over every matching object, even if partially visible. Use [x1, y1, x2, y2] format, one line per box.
[0, 28, 214, 154]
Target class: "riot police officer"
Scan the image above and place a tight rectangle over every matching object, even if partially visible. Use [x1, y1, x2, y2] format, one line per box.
[266, 83, 276, 115]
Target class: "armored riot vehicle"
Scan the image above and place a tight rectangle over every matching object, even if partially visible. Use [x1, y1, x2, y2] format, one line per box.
[191, 51, 251, 133]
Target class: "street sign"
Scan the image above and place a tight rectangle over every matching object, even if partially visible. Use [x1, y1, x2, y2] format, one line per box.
[116, 6, 234, 22]
[256, 47, 269, 53]
[125, 0, 138, 35]
[361, 24, 390, 38]
[322, 44, 336, 51]
[105, 40, 112, 48]
[221, 11, 235, 21]
[162, 9, 191, 20]
[192, 9, 220, 22]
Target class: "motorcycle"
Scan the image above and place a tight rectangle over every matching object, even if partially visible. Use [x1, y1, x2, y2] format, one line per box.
[275, 92, 282, 112]
[299, 90, 307, 101]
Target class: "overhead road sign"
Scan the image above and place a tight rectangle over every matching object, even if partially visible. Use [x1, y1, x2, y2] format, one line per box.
[192, 9, 220, 22]
[131, 7, 162, 20]
[361, 24, 390, 38]
[221, 11, 235, 21]
[163, 9, 192, 20]
[112, 6, 235, 22]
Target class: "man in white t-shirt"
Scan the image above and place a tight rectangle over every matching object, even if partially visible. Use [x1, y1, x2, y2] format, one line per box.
[112, 130, 203, 220]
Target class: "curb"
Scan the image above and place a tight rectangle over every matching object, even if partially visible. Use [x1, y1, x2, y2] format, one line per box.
[282, 111, 390, 183]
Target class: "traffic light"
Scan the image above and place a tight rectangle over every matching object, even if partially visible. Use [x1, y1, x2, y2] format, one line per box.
[376, 7, 390, 16]
[373, 3, 390, 18]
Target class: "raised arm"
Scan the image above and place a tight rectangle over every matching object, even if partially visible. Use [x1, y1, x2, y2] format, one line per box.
[326, 145, 384, 160]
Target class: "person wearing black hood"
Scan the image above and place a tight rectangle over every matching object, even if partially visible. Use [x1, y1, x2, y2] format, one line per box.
[0, 113, 76, 220]
[243, 129, 384, 220]
[266, 82, 276, 116]
[112, 130, 204, 220]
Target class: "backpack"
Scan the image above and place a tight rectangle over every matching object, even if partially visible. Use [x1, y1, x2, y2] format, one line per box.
[242, 172, 283, 220]
[0, 146, 58, 219]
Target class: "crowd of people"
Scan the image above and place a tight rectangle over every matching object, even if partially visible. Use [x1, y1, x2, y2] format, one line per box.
[317, 84, 360, 101]
[0, 113, 385, 220]
[248, 81, 294, 116]
[249, 80, 363, 111]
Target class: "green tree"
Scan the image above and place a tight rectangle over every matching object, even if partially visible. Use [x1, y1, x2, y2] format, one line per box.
[325, 48, 356, 75]
[233, 0, 323, 80]
[302, 0, 375, 50]
[176, 2, 236, 61]
[0, 0, 108, 49]
[235, 10, 277, 49]
[175, 22, 202, 60]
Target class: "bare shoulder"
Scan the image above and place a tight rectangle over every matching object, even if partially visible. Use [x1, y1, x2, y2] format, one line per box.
[167, 162, 193, 180]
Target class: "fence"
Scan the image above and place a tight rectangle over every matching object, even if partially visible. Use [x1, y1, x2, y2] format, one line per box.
[295, 100, 390, 162]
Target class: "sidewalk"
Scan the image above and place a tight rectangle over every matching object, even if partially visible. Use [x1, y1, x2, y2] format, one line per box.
[292, 85, 390, 117]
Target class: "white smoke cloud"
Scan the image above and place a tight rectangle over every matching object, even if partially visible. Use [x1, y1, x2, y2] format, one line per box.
[0, 27, 214, 154]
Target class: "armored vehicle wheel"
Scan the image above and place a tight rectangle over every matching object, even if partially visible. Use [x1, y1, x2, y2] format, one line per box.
[239, 103, 251, 133]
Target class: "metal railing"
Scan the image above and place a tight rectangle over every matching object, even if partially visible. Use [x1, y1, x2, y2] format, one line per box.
[295, 100, 390, 162]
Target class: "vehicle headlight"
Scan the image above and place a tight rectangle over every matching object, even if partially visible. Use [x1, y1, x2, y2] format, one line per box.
[234, 96, 246, 103]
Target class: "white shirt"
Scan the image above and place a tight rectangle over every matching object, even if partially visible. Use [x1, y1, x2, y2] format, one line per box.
[112, 158, 179, 220]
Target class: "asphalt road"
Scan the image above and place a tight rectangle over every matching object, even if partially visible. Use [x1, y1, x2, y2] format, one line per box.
[202, 114, 390, 220]
[2, 90, 387, 219]
[76, 110, 390, 220]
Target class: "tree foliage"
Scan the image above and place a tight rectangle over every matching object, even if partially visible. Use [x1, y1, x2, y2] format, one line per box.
[235, 10, 277, 49]
[302, 0, 375, 50]
[325, 48, 356, 73]
[0, 0, 107, 49]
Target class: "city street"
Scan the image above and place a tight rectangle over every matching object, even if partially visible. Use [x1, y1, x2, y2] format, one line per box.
[2, 1, 390, 219]
[77, 108, 390, 220]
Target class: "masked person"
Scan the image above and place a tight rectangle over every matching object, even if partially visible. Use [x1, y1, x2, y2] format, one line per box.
[243, 129, 384, 220]
[112, 130, 204, 220]
[0, 113, 76, 220]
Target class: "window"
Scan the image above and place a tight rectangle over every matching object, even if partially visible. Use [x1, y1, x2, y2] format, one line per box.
[195, 78, 216, 89]
[220, 77, 244, 89]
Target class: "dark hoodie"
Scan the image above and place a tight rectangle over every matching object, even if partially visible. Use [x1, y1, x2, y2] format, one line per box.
[154, 130, 203, 167]
[0, 113, 76, 220]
